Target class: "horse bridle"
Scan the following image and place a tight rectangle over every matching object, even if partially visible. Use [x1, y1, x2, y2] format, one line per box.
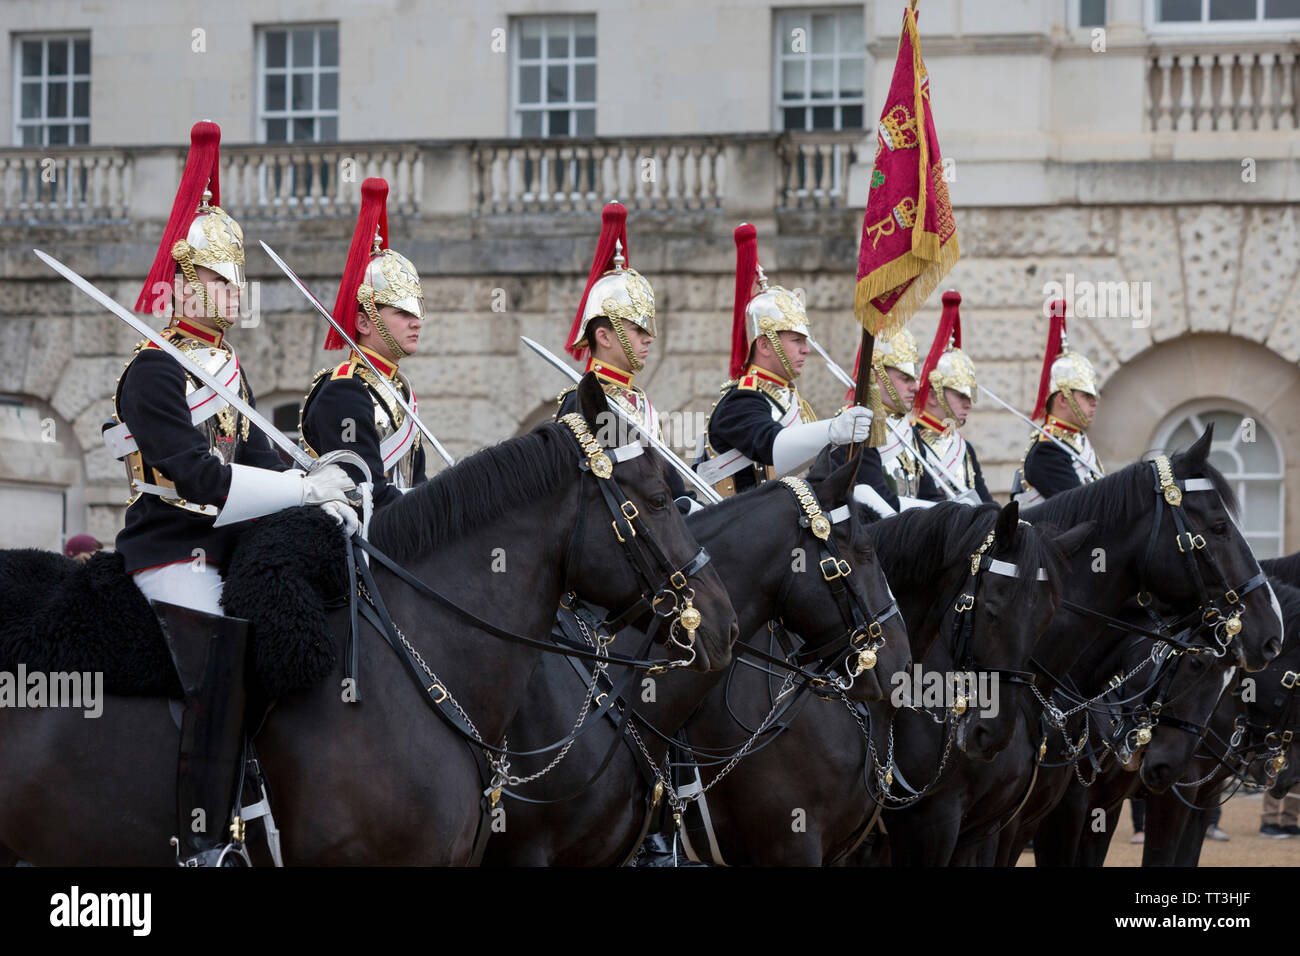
[772, 476, 903, 683]
[1226, 664, 1300, 779]
[942, 525, 1043, 714]
[1135, 455, 1269, 655]
[558, 413, 713, 665]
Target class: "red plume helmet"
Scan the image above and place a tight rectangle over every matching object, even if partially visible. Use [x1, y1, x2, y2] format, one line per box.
[327, 178, 391, 350]
[566, 202, 631, 360]
[1032, 300, 1067, 421]
[914, 290, 963, 412]
[135, 121, 223, 315]
[731, 224, 759, 380]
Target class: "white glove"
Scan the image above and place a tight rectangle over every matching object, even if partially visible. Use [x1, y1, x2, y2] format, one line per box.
[675, 496, 705, 516]
[853, 483, 897, 518]
[952, 488, 982, 507]
[301, 464, 356, 506]
[827, 406, 874, 445]
[319, 499, 360, 536]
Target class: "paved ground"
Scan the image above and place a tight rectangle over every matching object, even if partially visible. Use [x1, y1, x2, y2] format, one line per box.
[1015, 790, 1300, 866]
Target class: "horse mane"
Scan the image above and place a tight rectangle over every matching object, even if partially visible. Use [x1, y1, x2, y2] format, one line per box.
[1261, 552, 1300, 589]
[871, 502, 1067, 606]
[686, 481, 784, 538]
[1023, 444, 1238, 534]
[369, 421, 577, 563]
[1268, 576, 1300, 632]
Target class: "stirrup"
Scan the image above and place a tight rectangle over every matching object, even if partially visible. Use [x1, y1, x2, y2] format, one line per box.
[170, 836, 251, 868]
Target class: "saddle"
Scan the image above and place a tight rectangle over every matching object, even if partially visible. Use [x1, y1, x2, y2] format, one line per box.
[0, 506, 349, 700]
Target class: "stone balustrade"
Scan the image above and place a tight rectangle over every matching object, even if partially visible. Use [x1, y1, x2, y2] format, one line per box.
[1147, 41, 1299, 132]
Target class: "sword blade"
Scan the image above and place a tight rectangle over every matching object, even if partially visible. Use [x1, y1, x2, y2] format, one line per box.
[258, 240, 456, 467]
[34, 248, 316, 472]
[519, 336, 722, 505]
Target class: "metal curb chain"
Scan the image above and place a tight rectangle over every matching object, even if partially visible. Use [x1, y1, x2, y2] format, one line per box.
[492, 612, 613, 788]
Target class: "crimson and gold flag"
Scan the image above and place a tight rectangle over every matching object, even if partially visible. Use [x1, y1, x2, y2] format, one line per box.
[854, 5, 959, 336]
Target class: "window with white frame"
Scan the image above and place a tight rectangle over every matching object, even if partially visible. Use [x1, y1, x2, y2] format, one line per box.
[774, 8, 865, 132]
[257, 25, 339, 143]
[1155, 406, 1286, 559]
[1153, 0, 1300, 27]
[14, 35, 90, 146]
[512, 16, 596, 137]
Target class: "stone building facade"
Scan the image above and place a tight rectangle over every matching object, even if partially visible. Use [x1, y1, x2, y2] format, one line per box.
[2, 1, 1297, 555]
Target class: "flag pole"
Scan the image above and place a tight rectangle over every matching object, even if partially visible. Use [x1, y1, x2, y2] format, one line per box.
[851, 0, 918, 456]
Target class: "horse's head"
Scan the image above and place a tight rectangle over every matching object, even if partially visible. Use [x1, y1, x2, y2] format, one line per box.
[957, 503, 1094, 761]
[1244, 579, 1300, 792]
[568, 373, 738, 672]
[790, 456, 911, 703]
[1149, 425, 1283, 672]
[1139, 645, 1238, 793]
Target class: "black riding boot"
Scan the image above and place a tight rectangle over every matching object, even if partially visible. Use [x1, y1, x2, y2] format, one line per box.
[154, 600, 251, 867]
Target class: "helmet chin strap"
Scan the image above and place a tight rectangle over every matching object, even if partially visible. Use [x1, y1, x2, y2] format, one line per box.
[764, 331, 798, 382]
[362, 294, 408, 361]
[875, 364, 907, 416]
[174, 255, 233, 331]
[608, 316, 643, 373]
[1059, 388, 1093, 430]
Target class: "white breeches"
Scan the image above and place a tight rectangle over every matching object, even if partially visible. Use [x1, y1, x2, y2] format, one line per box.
[134, 562, 226, 616]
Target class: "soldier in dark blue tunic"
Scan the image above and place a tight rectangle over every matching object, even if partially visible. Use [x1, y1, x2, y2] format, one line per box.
[696, 223, 872, 498]
[300, 177, 427, 511]
[106, 122, 356, 866]
[1011, 299, 1104, 505]
[554, 202, 695, 511]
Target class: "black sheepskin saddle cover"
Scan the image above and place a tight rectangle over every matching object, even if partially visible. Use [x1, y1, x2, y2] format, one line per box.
[0, 507, 349, 699]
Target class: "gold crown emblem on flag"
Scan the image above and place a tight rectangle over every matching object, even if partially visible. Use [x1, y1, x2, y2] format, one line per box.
[878, 104, 919, 151]
[892, 196, 918, 229]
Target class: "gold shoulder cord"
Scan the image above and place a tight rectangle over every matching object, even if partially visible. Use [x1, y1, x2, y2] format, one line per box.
[559, 412, 613, 479]
[780, 476, 832, 540]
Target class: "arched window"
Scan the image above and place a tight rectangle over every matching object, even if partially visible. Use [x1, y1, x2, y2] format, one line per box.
[1154, 405, 1285, 559]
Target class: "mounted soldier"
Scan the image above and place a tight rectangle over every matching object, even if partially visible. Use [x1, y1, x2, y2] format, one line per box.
[913, 290, 993, 503]
[554, 202, 696, 513]
[106, 121, 356, 865]
[300, 177, 427, 512]
[696, 223, 872, 497]
[1010, 298, 1104, 505]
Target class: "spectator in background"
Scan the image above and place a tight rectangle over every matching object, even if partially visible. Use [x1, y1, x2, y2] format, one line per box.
[1260, 787, 1300, 838]
[63, 534, 102, 564]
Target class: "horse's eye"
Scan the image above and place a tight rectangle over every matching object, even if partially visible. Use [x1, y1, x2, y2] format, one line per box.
[651, 495, 670, 511]
[1211, 521, 1229, 535]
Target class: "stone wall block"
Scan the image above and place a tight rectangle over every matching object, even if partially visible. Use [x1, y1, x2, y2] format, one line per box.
[1118, 206, 1187, 345]
[1178, 205, 1242, 334]
[1232, 207, 1300, 345]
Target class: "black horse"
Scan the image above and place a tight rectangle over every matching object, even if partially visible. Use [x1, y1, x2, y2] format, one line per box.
[1141, 577, 1300, 866]
[679, 498, 1085, 866]
[481, 457, 909, 866]
[989, 427, 1283, 866]
[1031, 617, 1239, 866]
[855, 502, 1090, 866]
[0, 375, 738, 865]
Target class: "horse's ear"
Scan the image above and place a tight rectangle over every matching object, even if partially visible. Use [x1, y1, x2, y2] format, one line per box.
[1052, 520, 1096, 559]
[993, 500, 1020, 553]
[814, 453, 861, 508]
[576, 371, 611, 437]
[1184, 423, 1214, 468]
